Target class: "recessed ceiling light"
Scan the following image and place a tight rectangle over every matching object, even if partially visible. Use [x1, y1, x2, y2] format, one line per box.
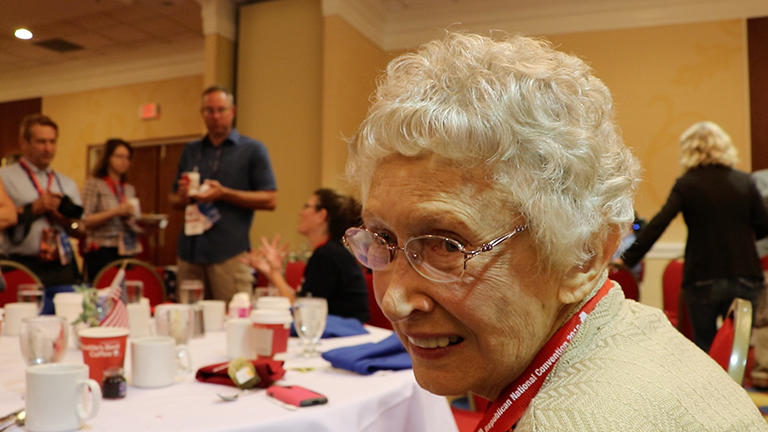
[14, 28, 33, 40]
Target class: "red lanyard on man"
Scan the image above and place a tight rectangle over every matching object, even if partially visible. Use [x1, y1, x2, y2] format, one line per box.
[476, 279, 613, 432]
[18, 159, 54, 196]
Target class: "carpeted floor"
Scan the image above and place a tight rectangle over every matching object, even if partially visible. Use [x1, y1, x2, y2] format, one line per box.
[746, 386, 768, 421]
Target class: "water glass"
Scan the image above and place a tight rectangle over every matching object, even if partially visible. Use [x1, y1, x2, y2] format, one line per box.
[292, 297, 328, 358]
[20, 315, 69, 365]
[154, 304, 194, 346]
[18, 284, 44, 313]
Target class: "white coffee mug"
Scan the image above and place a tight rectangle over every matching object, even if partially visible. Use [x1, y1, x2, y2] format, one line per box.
[127, 302, 151, 338]
[199, 300, 225, 332]
[226, 318, 256, 360]
[131, 336, 191, 388]
[25, 363, 101, 432]
[4, 302, 38, 336]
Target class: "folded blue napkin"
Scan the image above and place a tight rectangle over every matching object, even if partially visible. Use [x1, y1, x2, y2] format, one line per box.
[321, 333, 412, 375]
[291, 314, 369, 339]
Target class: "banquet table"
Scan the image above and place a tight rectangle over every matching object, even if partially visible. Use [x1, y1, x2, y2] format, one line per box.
[0, 324, 459, 432]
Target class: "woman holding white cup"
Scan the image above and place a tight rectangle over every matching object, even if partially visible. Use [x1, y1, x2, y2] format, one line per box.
[81, 139, 158, 282]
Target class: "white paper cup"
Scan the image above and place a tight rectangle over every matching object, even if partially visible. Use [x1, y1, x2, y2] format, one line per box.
[226, 318, 255, 360]
[26, 363, 101, 432]
[182, 171, 200, 195]
[3, 302, 38, 336]
[127, 302, 151, 338]
[199, 300, 225, 332]
[53, 292, 83, 326]
[131, 336, 191, 388]
[127, 197, 141, 217]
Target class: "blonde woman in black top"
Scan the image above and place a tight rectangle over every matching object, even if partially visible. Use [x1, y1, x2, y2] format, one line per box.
[620, 121, 768, 352]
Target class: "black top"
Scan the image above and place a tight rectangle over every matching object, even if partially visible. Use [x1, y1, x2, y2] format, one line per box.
[300, 241, 370, 322]
[622, 165, 768, 286]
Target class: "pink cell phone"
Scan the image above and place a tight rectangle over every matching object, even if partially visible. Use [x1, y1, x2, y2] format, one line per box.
[266, 385, 328, 407]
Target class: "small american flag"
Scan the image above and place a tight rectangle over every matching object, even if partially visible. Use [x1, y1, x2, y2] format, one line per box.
[100, 267, 129, 328]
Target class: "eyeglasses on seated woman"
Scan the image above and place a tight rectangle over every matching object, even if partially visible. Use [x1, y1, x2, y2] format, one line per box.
[343, 31, 767, 431]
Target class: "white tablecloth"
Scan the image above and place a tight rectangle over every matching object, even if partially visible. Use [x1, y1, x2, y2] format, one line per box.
[0, 325, 459, 432]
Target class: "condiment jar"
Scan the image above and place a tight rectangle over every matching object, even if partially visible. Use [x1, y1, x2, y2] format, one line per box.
[102, 367, 127, 399]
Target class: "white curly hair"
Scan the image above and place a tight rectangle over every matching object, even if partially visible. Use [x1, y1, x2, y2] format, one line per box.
[346, 32, 640, 271]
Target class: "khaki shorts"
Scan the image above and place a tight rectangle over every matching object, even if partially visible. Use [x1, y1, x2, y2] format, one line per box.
[177, 252, 254, 302]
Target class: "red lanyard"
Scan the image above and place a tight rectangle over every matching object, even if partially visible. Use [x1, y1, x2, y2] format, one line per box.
[476, 279, 613, 432]
[18, 159, 53, 196]
[104, 176, 126, 203]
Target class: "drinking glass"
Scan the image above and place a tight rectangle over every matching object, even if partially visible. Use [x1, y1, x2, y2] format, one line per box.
[292, 298, 327, 358]
[17, 284, 44, 313]
[154, 304, 194, 346]
[20, 316, 69, 365]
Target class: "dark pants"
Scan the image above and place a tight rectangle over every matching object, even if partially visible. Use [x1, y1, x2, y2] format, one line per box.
[84, 247, 123, 283]
[683, 277, 763, 352]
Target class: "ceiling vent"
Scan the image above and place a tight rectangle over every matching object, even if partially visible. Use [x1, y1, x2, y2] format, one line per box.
[33, 38, 84, 53]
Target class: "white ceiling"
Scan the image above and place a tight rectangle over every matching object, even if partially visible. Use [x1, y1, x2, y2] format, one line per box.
[0, 0, 767, 103]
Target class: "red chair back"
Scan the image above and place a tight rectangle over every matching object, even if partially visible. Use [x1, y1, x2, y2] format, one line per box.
[93, 259, 166, 307]
[761, 254, 768, 271]
[608, 263, 639, 301]
[662, 258, 684, 316]
[709, 316, 734, 371]
[0, 260, 43, 307]
[363, 271, 392, 330]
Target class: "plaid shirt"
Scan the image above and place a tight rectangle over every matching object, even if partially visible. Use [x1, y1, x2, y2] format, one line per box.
[82, 177, 136, 249]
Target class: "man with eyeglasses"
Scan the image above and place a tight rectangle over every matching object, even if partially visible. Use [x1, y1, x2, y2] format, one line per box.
[169, 85, 277, 303]
[0, 114, 84, 311]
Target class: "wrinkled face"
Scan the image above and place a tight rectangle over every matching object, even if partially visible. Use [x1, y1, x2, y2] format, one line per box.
[363, 155, 567, 400]
[297, 194, 326, 237]
[201, 91, 235, 137]
[22, 124, 57, 169]
[108, 145, 131, 175]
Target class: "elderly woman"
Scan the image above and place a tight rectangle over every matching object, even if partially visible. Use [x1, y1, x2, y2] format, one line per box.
[620, 122, 768, 352]
[342, 33, 766, 430]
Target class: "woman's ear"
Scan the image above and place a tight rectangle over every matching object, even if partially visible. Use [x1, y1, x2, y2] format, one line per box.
[558, 227, 622, 304]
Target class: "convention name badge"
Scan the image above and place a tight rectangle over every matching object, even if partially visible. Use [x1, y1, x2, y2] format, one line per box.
[39, 227, 59, 262]
[184, 203, 205, 236]
[476, 279, 612, 432]
[118, 230, 142, 256]
[56, 229, 73, 266]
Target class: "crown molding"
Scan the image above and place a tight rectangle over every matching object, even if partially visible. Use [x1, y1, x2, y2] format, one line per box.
[326, 0, 768, 51]
[0, 39, 204, 103]
[322, 0, 387, 47]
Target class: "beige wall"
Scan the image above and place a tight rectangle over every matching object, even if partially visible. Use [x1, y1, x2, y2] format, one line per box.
[42, 75, 205, 186]
[321, 15, 391, 194]
[237, 0, 324, 253]
[547, 20, 750, 308]
[33, 11, 753, 311]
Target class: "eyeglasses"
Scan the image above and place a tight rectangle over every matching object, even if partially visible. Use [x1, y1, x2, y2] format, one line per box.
[201, 107, 230, 117]
[343, 225, 525, 283]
